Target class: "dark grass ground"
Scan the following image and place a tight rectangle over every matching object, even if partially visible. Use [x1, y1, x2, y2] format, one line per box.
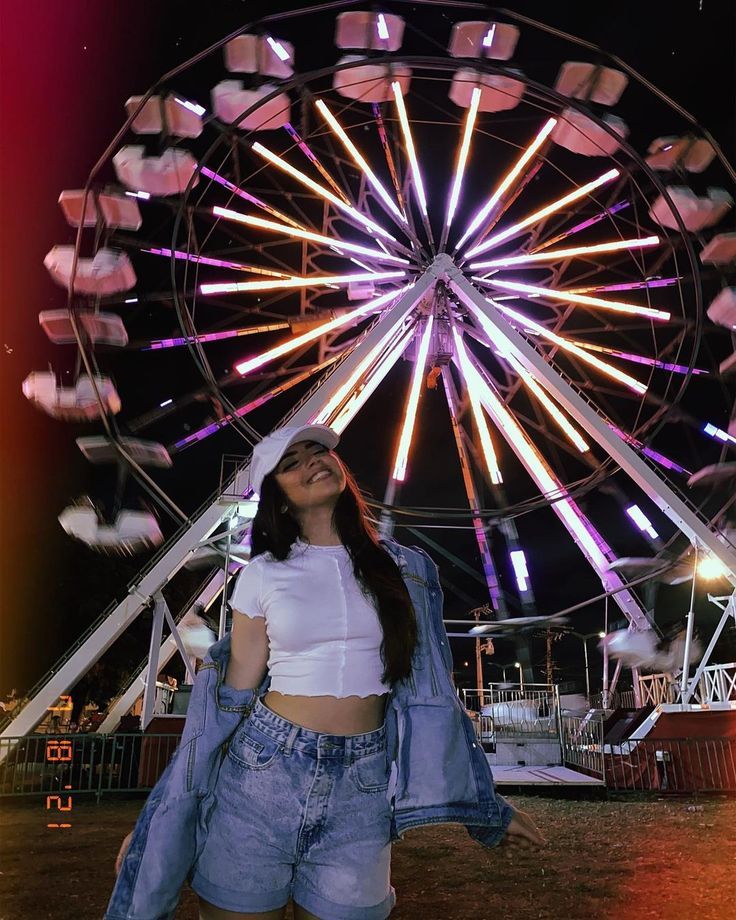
[1, 794, 734, 920]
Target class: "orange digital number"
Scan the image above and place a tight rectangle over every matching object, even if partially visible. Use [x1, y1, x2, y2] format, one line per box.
[45, 740, 73, 762]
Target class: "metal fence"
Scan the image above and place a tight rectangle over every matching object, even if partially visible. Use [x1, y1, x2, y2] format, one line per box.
[604, 737, 736, 794]
[560, 714, 605, 778]
[0, 733, 180, 800]
[462, 684, 559, 738]
[561, 714, 736, 793]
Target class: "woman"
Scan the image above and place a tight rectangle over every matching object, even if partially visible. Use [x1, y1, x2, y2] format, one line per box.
[115, 423, 544, 920]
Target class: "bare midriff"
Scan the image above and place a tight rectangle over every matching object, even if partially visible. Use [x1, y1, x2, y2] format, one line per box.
[262, 690, 389, 735]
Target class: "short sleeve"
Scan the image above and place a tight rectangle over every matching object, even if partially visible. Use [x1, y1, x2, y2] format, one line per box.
[229, 558, 265, 619]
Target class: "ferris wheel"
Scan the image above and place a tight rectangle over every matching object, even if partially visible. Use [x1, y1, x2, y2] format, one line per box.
[11, 2, 736, 736]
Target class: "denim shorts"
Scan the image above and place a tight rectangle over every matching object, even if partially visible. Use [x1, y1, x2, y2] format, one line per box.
[190, 695, 396, 919]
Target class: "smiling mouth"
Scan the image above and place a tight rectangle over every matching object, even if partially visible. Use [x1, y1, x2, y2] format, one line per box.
[307, 470, 332, 485]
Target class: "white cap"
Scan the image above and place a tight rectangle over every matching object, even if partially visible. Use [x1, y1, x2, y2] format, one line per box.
[248, 424, 340, 497]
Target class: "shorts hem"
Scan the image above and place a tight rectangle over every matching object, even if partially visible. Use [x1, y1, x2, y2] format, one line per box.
[292, 880, 396, 920]
[189, 869, 291, 913]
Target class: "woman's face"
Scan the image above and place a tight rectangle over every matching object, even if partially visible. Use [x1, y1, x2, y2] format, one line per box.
[272, 439, 347, 514]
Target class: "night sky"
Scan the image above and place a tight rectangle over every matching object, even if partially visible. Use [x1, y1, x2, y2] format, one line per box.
[1, 1, 734, 703]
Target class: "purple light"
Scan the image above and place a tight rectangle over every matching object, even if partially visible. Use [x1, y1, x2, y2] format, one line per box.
[703, 423, 736, 445]
[625, 504, 659, 540]
[509, 549, 529, 592]
[569, 278, 680, 294]
[609, 425, 690, 474]
[201, 167, 304, 229]
[146, 321, 290, 351]
[533, 200, 630, 252]
[142, 246, 286, 276]
[577, 343, 708, 376]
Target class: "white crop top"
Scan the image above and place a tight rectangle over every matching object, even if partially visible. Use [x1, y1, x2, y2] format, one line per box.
[229, 537, 390, 698]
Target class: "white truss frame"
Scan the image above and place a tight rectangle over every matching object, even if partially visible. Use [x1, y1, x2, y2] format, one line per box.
[5, 257, 736, 746]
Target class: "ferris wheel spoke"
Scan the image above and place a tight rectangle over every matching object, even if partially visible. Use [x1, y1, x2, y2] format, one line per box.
[314, 98, 408, 230]
[391, 81, 434, 250]
[252, 140, 402, 245]
[439, 86, 481, 253]
[170, 350, 346, 453]
[487, 278, 671, 321]
[455, 116, 557, 254]
[464, 168, 621, 259]
[210, 205, 410, 265]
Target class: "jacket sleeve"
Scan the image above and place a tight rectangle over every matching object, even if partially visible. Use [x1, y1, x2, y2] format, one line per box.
[465, 793, 515, 849]
[411, 543, 515, 850]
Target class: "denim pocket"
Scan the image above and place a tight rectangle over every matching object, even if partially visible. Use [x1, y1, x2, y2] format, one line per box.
[227, 720, 283, 770]
[349, 747, 390, 794]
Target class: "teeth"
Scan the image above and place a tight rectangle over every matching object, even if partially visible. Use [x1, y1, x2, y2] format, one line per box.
[308, 470, 331, 484]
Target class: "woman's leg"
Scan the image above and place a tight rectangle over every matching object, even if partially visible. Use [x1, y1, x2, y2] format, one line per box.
[198, 895, 287, 920]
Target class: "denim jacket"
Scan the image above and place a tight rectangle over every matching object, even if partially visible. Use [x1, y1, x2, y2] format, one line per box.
[105, 539, 513, 920]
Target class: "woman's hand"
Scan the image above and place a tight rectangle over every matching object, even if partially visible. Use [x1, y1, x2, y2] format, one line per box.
[500, 805, 546, 851]
[115, 830, 134, 876]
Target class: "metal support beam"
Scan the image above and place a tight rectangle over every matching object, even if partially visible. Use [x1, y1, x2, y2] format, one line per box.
[443, 254, 736, 585]
[2, 275, 436, 743]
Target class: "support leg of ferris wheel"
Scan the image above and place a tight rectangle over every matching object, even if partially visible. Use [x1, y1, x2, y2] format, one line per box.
[680, 589, 736, 707]
[444, 256, 736, 583]
[442, 366, 535, 688]
[0, 275, 434, 747]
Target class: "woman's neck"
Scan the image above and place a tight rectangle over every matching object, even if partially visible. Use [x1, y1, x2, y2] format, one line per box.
[295, 507, 342, 546]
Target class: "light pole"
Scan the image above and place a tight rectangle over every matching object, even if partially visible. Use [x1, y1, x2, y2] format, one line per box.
[568, 631, 606, 701]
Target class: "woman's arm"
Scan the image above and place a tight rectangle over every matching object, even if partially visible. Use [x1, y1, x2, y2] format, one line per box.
[225, 608, 269, 690]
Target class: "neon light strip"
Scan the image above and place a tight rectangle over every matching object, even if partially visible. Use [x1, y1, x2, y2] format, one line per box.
[460, 354, 610, 571]
[479, 327, 590, 453]
[200, 166, 304, 230]
[393, 316, 435, 480]
[266, 36, 290, 61]
[471, 314, 583, 444]
[575, 342, 708, 376]
[444, 87, 481, 235]
[329, 324, 416, 434]
[314, 319, 411, 427]
[376, 13, 389, 40]
[531, 200, 631, 253]
[481, 302, 648, 394]
[608, 425, 689, 475]
[172, 355, 342, 451]
[392, 82, 428, 217]
[488, 278, 671, 322]
[211, 205, 409, 265]
[235, 285, 409, 375]
[252, 141, 397, 241]
[315, 99, 406, 223]
[201, 269, 405, 296]
[469, 235, 660, 270]
[141, 246, 289, 277]
[509, 549, 529, 592]
[565, 277, 680, 295]
[456, 118, 557, 252]
[703, 423, 736, 446]
[626, 505, 659, 540]
[147, 321, 291, 351]
[451, 327, 503, 483]
[174, 97, 206, 116]
[465, 168, 620, 258]
[283, 123, 349, 203]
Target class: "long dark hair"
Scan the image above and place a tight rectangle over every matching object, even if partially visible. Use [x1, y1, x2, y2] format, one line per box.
[250, 460, 418, 686]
